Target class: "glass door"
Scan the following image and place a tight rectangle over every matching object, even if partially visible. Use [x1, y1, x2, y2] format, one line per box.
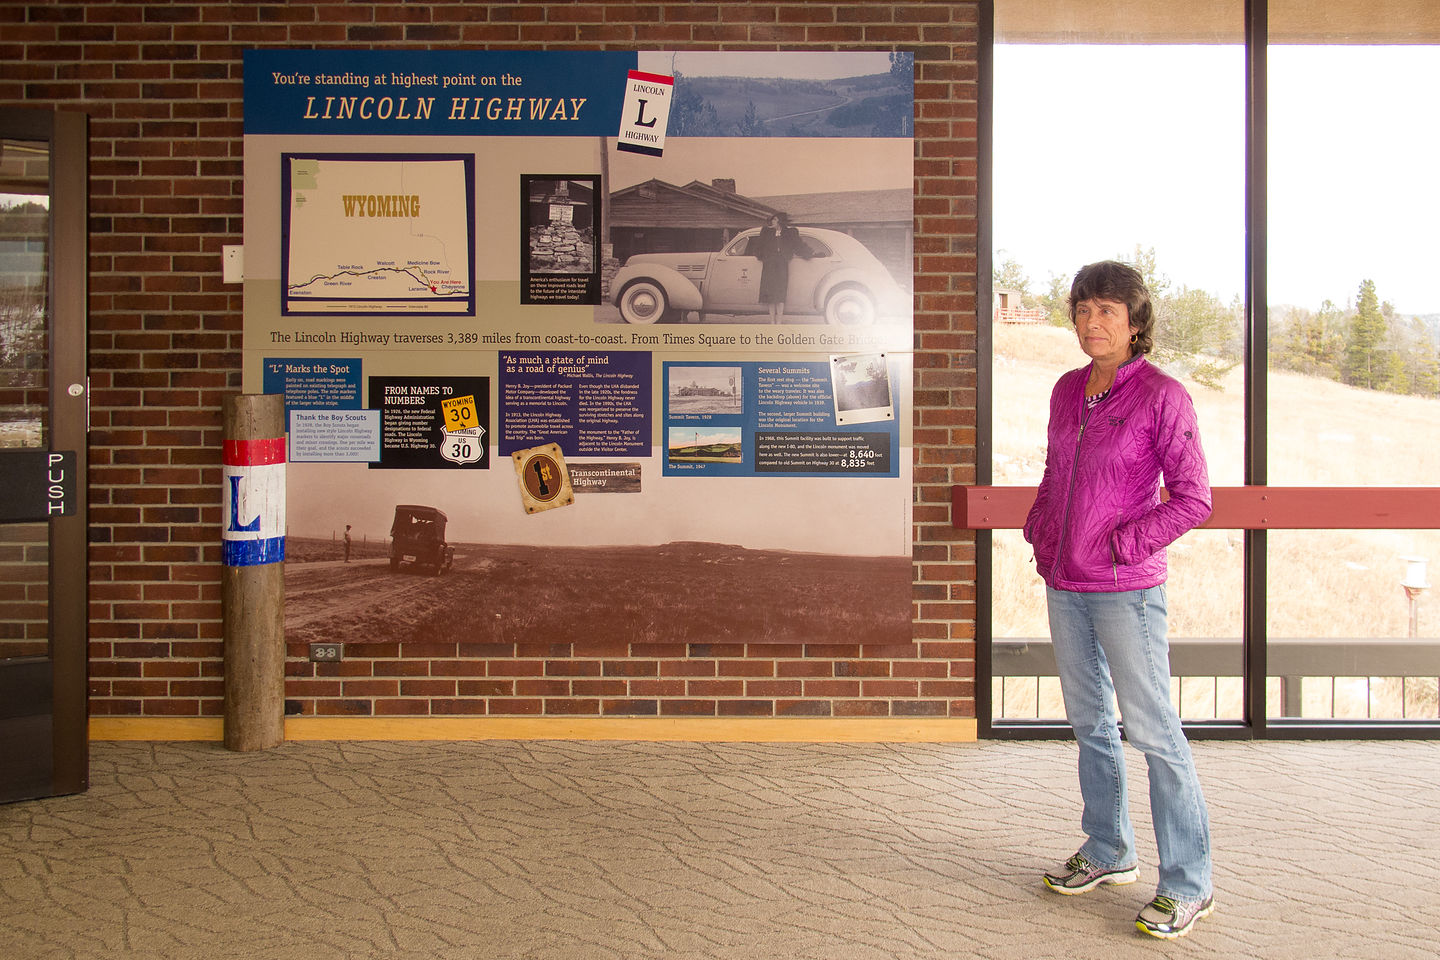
[0, 109, 88, 803]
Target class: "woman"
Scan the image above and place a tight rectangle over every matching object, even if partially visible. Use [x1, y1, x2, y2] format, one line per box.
[1023, 260, 1214, 940]
[752, 212, 803, 323]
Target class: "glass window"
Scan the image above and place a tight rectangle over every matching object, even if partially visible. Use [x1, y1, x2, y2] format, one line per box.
[0, 138, 51, 663]
[798, 234, 831, 259]
[1266, 531, 1440, 720]
[1267, 44, 1440, 486]
[727, 234, 754, 256]
[991, 21, 1245, 723]
[1266, 7, 1440, 724]
[988, 0, 1440, 733]
[1, 143, 50, 451]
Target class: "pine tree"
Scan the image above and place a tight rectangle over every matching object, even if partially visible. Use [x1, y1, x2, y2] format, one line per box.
[736, 100, 765, 136]
[667, 71, 721, 136]
[1418, 339, 1440, 399]
[1153, 285, 1240, 389]
[1123, 244, 1171, 299]
[1345, 279, 1388, 389]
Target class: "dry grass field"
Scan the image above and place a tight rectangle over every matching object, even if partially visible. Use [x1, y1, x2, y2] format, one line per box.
[991, 324, 1440, 720]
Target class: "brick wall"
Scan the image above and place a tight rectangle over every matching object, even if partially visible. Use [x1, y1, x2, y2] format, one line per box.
[0, 525, 49, 659]
[0, 2, 979, 723]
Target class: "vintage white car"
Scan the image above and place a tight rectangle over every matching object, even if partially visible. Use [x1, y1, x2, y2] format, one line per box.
[610, 226, 909, 325]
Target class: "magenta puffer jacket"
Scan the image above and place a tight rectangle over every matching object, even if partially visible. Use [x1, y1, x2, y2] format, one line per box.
[1023, 354, 1211, 593]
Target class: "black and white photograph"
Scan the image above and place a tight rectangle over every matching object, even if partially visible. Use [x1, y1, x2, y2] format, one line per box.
[521, 174, 601, 304]
[283, 461, 912, 648]
[594, 52, 912, 328]
[599, 136, 912, 328]
[831, 352, 894, 425]
[666, 364, 743, 415]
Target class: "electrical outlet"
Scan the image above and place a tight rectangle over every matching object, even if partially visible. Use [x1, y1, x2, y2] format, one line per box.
[308, 642, 343, 662]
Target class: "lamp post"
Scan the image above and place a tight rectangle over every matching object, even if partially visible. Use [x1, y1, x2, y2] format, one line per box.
[1400, 556, 1430, 639]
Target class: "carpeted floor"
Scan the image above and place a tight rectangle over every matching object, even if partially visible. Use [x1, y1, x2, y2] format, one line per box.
[2, 738, 1437, 959]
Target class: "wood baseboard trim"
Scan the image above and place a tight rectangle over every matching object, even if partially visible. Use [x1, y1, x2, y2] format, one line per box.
[89, 717, 224, 741]
[90, 716, 979, 743]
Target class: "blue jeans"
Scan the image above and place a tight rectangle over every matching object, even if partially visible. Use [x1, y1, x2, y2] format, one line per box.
[1046, 585, 1212, 904]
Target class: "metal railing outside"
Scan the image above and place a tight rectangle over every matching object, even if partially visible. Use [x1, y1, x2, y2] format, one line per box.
[993, 636, 1440, 721]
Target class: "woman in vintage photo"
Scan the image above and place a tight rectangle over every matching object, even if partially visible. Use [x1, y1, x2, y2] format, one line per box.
[1023, 260, 1215, 940]
[752, 212, 804, 323]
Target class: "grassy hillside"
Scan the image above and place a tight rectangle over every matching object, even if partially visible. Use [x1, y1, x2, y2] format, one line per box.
[992, 324, 1440, 642]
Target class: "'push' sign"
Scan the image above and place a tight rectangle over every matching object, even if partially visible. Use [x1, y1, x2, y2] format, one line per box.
[0, 451, 76, 522]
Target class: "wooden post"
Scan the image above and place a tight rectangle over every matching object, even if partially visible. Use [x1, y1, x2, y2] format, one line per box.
[221, 394, 287, 751]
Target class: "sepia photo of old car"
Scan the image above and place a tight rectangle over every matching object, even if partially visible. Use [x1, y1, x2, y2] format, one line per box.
[388, 504, 455, 575]
[610, 226, 909, 326]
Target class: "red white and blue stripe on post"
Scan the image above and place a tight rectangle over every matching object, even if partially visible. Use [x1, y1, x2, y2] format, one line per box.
[222, 437, 286, 566]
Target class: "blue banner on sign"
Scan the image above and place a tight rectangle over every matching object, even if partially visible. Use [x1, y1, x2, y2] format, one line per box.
[662, 359, 900, 478]
[223, 536, 287, 567]
[244, 50, 637, 136]
[263, 357, 362, 411]
[498, 351, 651, 458]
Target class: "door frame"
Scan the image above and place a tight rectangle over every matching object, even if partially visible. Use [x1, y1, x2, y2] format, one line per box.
[0, 107, 89, 798]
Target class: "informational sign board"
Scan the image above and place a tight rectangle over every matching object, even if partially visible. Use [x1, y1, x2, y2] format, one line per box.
[244, 49, 915, 645]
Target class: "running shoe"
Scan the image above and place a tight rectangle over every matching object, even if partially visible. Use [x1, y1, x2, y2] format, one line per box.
[1042, 852, 1139, 895]
[1135, 894, 1215, 939]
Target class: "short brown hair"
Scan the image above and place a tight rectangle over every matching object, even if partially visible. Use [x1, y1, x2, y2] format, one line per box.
[1069, 260, 1154, 356]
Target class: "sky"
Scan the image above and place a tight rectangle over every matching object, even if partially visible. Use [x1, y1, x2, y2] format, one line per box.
[615, 51, 911, 196]
[608, 132, 913, 196]
[993, 44, 1440, 315]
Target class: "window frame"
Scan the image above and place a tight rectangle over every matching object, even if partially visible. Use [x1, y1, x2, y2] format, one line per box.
[975, 0, 1440, 740]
